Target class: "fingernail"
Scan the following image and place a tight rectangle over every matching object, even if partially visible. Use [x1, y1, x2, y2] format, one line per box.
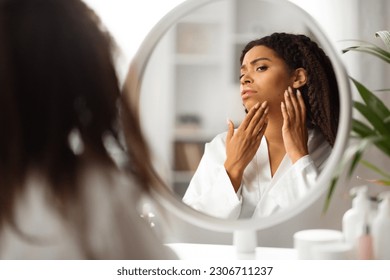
[297, 89, 301, 96]
[255, 102, 260, 109]
[261, 101, 268, 108]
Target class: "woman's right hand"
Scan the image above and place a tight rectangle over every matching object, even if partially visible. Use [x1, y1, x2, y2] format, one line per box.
[224, 101, 269, 192]
[281, 87, 308, 163]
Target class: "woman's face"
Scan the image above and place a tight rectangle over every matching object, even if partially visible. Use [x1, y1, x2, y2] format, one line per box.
[240, 45, 296, 114]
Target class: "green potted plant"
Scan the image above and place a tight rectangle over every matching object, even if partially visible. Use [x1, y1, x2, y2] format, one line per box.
[325, 30, 390, 211]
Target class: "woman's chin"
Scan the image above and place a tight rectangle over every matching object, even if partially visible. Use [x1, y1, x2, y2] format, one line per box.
[244, 100, 260, 111]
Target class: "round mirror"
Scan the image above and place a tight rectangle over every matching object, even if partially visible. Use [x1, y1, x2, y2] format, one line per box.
[124, 0, 351, 233]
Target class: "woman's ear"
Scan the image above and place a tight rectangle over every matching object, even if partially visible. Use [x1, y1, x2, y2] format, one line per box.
[292, 68, 307, 89]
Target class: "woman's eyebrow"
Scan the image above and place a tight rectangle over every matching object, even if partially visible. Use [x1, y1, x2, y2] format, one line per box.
[240, 57, 271, 70]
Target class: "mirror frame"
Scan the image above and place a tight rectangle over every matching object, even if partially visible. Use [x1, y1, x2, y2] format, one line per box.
[125, 0, 351, 232]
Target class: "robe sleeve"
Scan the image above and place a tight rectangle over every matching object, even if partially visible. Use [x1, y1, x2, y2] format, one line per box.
[182, 133, 242, 219]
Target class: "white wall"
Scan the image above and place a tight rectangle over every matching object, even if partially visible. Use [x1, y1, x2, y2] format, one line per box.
[82, 0, 187, 83]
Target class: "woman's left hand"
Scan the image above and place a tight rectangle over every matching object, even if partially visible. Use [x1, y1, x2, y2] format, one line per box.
[281, 87, 309, 163]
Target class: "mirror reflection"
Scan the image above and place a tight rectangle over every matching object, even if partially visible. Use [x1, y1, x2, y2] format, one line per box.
[138, 0, 340, 220]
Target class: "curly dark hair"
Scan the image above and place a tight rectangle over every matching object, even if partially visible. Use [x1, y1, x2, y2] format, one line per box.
[240, 32, 339, 146]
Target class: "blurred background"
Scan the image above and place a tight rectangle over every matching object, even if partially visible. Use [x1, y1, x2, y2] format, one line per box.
[83, 0, 390, 247]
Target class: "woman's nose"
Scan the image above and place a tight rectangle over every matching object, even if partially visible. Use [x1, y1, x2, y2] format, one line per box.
[240, 73, 253, 85]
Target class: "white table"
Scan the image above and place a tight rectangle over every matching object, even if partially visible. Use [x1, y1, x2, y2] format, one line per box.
[166, 243, 297, 260]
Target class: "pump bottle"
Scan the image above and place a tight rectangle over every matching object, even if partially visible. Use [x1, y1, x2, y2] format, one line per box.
[342, 185, 371, 258]
[372, 191, 390, 259]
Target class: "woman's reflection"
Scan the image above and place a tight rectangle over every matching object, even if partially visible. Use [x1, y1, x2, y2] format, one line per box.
[183, 32, 339, 219]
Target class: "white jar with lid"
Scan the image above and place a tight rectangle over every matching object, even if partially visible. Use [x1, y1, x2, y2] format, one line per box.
[293, 229, 344, 259]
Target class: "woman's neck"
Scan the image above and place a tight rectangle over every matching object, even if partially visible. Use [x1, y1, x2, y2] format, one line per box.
[264, 118, 285, 177]
[264, 118, 284, 146]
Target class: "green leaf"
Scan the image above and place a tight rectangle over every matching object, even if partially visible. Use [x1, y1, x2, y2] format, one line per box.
[323, 177, 338, 213]
[375, 89, 390, 93]
[353, 101, 390, 137]
[352, 121, 390, 157]
[352, 119, 375, 137]
[347, 139, 372, 177]
[343, 44, 390, 63]
[352, 78, 390, 121]
[348, 149, 364, 177]
[360, 159, 390, 180]
[375, 31, 390, 51]
[324, 140, 370, 213]
[373, 137, 390, 158]
[348, 76, 390, 182]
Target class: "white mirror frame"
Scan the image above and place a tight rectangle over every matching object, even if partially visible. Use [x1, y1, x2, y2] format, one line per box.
[125, 0, 351, 233]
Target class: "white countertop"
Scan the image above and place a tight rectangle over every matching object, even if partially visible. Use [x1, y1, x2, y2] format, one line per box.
[166, 243, 297, 260]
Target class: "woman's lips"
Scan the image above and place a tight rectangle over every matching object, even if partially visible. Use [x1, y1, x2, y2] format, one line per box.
[241, 90, 257, 100]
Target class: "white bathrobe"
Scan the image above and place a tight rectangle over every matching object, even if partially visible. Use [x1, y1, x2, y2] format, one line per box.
[182, 128, 331, 219]
[0, 167, 176, 259]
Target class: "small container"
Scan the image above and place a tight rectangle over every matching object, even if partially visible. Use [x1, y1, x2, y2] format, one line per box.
[357, 224, 374, 260]
[342, 185, 371, 258]
[311, 242, 353, 260]
[372, 191, 390, 259]
[294, 229, 344, 259]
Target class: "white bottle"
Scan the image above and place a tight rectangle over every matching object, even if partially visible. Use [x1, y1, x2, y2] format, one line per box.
[342, 185, 370, 258]
[372, 191, 390, 259]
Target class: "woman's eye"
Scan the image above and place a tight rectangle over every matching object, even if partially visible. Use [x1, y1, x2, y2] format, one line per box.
[256, 66, 268, 71]
[239, 74, 244, 80]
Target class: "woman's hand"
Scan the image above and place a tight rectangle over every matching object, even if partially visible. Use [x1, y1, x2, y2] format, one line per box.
[224, 101, 269, 191]
[281, 87, 309, 163]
